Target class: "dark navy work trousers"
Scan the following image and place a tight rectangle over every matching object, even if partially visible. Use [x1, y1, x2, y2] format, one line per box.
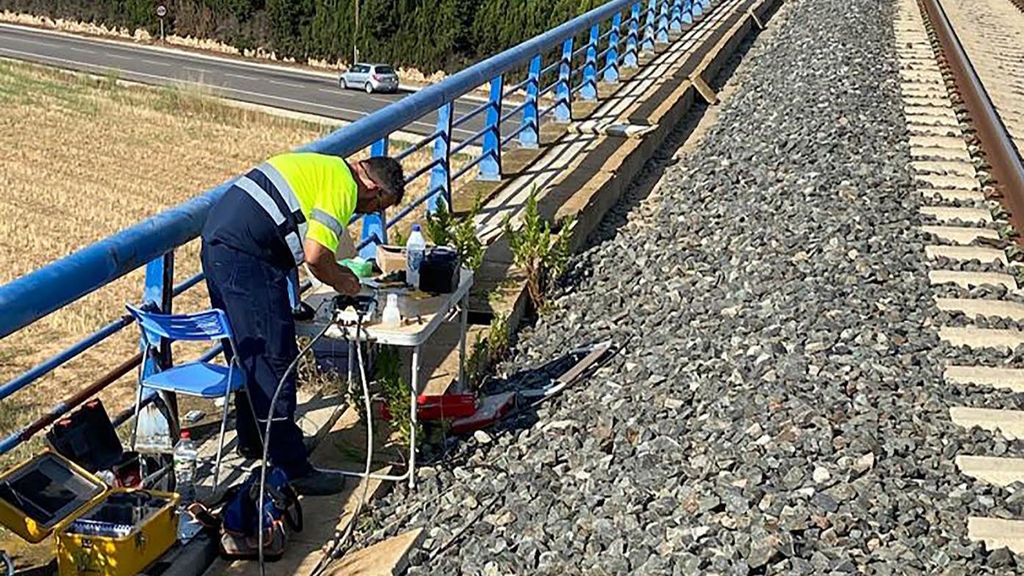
[200, 241, 312, 479]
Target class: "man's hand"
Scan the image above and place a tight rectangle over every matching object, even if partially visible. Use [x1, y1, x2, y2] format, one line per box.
[305, 239, 360, 296]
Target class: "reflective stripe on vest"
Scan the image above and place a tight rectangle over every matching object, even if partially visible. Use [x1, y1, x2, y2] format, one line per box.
[237, 165, 306, 266]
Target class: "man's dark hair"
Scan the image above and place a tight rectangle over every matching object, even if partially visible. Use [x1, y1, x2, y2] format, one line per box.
[362, 157, 405, 206]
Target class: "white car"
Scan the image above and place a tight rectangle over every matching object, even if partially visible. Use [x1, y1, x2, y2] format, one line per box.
[339, 63, 399, 94]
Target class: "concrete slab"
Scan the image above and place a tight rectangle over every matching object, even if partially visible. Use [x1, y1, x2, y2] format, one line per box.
[935, 297, 1024, 320]
[945, 365, 1024, 392]
[909, 135, 971, 149]
[908, 123, 964, 137]
[911, 146, 973, 161]
[956, 455, 1024, 487]
[324, 528, 424, 576]
[924, 245, 1008, 265]
[949, 407, 1024, 439]
[911, 160, 977, 177]
[939, 326, 1024, 350]
[920, 206, 993, 224]
[905, 104, 959, 118]
[968, 517, 1024, 554]
[928, 270, 1017, 290]
[919, 188, 986, 202]
[921, 225, 1000, 244]
[916, 174, 981, 191]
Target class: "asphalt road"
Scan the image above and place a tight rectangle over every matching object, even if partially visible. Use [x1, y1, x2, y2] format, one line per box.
[0, 23, 498, 140]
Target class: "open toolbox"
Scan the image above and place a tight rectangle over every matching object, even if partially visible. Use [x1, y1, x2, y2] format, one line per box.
[0, 399, 181, 576]
[0, 450, 179, 576]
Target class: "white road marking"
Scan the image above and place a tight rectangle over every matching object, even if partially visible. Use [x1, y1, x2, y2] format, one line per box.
[141, 58, 170, 67]
[226, 72, 257, 81]
[68, 46, 93, 54]
[269, 79, 305, 88]
[105, 53, 133, 60]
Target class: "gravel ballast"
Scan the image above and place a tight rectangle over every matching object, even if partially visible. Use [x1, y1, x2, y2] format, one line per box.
[352, 0, 1024, 573]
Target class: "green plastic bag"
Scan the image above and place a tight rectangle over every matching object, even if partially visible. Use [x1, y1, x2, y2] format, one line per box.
[340, 258, 373, 278]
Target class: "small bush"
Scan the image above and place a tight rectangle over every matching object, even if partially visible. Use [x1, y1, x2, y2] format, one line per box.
[466, 312, 510, 388]
[425, 198, 484, 271]
[502, 189, 574, 310]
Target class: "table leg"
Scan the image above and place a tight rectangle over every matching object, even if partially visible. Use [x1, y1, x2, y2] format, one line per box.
[459, 292, 468, 389]
[410, 345, 419, 490]
[346, 341, 355, 395]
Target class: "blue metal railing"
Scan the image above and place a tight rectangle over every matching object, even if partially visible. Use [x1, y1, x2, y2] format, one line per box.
[0, 0, 709, 456]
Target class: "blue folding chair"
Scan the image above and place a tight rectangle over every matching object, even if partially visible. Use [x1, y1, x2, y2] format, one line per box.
[126, 304, 246, 491]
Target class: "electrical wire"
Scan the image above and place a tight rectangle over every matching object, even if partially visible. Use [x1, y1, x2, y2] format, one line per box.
[257, 319, 333, 576]
[309, 312, 374, 576]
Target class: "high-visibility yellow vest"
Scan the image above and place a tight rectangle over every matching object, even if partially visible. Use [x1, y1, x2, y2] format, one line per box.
[235, 152, 358, 264]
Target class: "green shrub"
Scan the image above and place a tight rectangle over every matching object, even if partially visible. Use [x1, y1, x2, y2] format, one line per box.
[425, 198, 484, 272]
[502, 188, 574, 310]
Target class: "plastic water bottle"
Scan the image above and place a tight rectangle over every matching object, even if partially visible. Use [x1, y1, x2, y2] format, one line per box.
[406, 224, 426, 289]
[381, 293, 401, 326]
[173, 430, 198, 506]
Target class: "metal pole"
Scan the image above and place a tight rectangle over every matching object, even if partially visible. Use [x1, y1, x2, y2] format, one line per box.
[354, 0, 360, 65]
[519, 55, 542, 148]
[478, 75, 504, 181]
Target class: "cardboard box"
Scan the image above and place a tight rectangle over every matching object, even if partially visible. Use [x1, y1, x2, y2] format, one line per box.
[375, 244, 406, 274]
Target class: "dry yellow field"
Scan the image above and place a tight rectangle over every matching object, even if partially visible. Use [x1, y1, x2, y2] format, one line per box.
[0, 60, 448, 463]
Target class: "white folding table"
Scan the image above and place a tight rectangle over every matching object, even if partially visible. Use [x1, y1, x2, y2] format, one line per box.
[296, 268, 473, 488]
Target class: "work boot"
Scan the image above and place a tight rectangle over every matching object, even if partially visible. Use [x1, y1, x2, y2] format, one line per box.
[290, 468, 347, 496]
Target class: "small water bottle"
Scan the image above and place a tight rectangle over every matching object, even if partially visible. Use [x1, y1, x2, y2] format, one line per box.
[406, 224, 426, 289]
[381, 293, 401, 326]
[173, 430, 198, 506]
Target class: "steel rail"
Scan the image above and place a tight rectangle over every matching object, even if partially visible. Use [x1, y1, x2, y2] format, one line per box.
[920, 0, 1024, 236]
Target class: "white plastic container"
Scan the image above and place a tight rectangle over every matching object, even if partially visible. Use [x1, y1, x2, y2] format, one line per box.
[405, 224, 426, 289]
[381, 293, 401, 327]
[172, 430, 198, 507]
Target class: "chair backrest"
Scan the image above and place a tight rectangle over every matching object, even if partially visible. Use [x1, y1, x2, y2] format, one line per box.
[126, 304, 233, 346]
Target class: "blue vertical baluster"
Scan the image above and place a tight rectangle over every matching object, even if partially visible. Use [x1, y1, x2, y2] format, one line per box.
[657, 0, 669, 43]
[554, 38, 573, 123]
[429, 102, 454, 211]
[604, 13, 622, 83]
[581, 24, 599, 101]
[478, 76, 503, 181]
[520, 55, 541, 148]
[625, 3, 641, 68]
[359, 136, 390, 259]
[693, 0, 704, 21]
[701, 0, 711, 12]
[682, 0, 694, 28]
[670, 0, 682, 32]
[642, 0, 656, 53]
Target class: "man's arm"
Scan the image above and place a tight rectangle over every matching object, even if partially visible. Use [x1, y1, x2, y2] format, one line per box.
[305, 238, 360, 296]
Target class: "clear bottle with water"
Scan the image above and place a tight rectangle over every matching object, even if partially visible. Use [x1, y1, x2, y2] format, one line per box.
[406, 224, 426, 289]
[173, 430, 198, 506]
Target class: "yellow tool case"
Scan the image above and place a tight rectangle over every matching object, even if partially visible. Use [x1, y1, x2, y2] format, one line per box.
[0, 451, 179, 576]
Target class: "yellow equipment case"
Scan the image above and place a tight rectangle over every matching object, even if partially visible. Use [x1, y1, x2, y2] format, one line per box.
[0, 450, 179, 576]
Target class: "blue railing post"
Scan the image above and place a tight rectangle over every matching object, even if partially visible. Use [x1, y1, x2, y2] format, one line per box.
[140, 252, 178, 432]
[670, 0, 683, 32]
[657, 0, 670, 43]
[604, 13, 622, 83]
[700, 0, 711, 14]
[429, 102, 454, 211]
[359, 136, 390, 259]
[555, 38, 573, 123]
[581, 24, 599, 101]
[682, 0, 694, 28]
[520, 55, 541, 148]
[693, 0, 704, 21]
[625, 3, 641, 67]
[642, 0, 656, 52]
[478, 76, 504, 181]
[141, 253, 174, 378]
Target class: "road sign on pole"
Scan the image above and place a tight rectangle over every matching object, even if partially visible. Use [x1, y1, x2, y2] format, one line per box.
[156, 5, 167, 42]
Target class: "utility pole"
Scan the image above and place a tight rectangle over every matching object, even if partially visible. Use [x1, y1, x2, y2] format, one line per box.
[353, 0, 360, 65]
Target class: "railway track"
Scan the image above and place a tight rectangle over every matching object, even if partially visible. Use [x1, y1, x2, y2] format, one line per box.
[897, 0, 1024, 556]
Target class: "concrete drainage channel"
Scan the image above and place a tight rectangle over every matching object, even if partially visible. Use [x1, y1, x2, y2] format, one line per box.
[899, 0, 1024, 560]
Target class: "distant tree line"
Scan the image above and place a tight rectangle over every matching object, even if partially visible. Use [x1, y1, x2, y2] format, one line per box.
[0, 0, 603, 73]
